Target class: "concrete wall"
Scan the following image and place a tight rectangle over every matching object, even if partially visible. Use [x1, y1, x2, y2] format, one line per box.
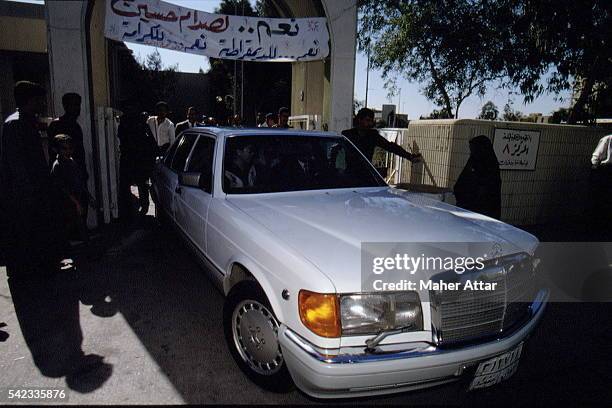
[284, 0, 325, 122]
[291, 60, 325, 120]
[0, 0, 46, 53]
[385, 120, 608, 225]
[46, 0, 98, 227]
[321, 0, 356, 132]
[89, 0, 111, 109]
[0, 52, 51, 121]
[0, 16, 46, 53]
[282, 0, 356, 132]
[0, 1, 49, 120]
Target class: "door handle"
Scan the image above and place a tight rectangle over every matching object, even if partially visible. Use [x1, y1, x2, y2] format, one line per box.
[175, 185, 182, 194]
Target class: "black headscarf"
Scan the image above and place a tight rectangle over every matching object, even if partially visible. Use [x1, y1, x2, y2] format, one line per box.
[454, 135, 502, 219]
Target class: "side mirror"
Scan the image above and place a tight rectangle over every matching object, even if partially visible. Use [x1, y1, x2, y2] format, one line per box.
[179, 172, 201, 188]
[179, 171, 212, 192]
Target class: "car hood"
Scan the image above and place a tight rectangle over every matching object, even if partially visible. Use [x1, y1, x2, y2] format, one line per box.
[227, 187, 539, 293]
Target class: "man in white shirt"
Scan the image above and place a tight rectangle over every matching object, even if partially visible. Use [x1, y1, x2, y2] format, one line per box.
[258, 113, 276, 128]
[592, 134, 612, 168]
[175, 106, 202, 135]
[147, 101, 175, 152]
[590, 134, 612, 234]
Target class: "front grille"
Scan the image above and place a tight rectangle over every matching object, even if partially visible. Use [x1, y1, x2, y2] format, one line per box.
[430, 254, 536, 346]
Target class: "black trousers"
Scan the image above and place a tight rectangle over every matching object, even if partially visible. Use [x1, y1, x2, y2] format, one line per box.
[589, 166, 612, 234]
[7, 272, 83, 377]
[136, 182, 150, 213]
[119, 158, 151, 221]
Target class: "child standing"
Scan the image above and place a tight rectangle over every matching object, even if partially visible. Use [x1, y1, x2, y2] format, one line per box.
[50, 134, 90, 244]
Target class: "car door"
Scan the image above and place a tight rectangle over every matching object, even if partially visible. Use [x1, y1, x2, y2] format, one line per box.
[160, 132, 198, 221]
[154, 134, 181, 216]
[174, 134, 216, 252]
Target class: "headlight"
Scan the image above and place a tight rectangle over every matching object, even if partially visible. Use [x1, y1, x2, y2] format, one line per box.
[298, 290, 341, 338]
[340, 292, 423, 336]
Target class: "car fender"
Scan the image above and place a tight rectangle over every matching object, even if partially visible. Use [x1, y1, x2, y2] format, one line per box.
[223, 254, 285, 322]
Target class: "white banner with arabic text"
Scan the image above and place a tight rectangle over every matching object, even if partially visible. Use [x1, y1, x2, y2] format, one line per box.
[105, 0, 329, 62]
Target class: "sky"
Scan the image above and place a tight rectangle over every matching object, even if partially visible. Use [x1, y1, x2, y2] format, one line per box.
[19, 0, 570, 119]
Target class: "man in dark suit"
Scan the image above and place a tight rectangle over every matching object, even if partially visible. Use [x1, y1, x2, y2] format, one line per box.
[175, 106, 202, 135]
[0, 81, 67, 281]
[342, 108, 421, 163]
[1, 81, 108, 379]
[273, 107, 292, 129]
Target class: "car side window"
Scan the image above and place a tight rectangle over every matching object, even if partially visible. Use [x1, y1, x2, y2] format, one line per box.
[171, 133, 198, 172]
[163, 134, 183, 167]
[186, 136, 215, 193]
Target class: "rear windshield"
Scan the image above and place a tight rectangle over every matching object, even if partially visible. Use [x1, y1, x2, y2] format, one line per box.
[223, 135, 386, 194]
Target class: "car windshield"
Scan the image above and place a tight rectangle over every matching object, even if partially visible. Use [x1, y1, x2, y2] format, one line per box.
[223, 134, 387, 194]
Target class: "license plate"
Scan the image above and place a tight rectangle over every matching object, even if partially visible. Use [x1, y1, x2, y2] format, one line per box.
[468, 342, 523, 390]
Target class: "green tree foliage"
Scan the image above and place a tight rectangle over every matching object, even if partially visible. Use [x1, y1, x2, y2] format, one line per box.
[353, 99, 365, 115]
[358, 0, 506, 119]
[550, 107, 570, 124]
[359, 0, 612, 124]
[140, 49, 178, 106]
[504, 0, 612, 124]
[113, 47, 178, 113]
[478, 101, 499, 120]
[420, 108, 453, 119]
[502, 101, 523, 122]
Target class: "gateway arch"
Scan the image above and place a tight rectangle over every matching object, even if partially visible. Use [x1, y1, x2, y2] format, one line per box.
[43, 0, 357, 227]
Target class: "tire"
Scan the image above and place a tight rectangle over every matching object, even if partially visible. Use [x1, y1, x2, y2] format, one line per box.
[223, 280, 293, 392]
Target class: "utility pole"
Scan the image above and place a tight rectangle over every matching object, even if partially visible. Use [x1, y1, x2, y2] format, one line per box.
[365, 47, 370, 108]
[233, 1, 237, 118]
[397, 88, 401, 114]
[394, 88, 401, 127]
[241, 1, 245, 119]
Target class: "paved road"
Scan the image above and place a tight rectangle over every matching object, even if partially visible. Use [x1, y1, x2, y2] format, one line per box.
[1, 218, 610, 405]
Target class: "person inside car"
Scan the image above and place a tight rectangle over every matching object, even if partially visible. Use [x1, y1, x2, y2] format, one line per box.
[225, 141, 257, 189]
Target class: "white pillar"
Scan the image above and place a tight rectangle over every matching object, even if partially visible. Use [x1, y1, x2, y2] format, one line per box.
[322, 0, 356, 132]
[45, 0, 97, 228]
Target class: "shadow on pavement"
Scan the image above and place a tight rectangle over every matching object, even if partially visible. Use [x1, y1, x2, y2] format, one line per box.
[71, 216, 294, 404]
[0, 322, 8, 342]
[67, 216, 612, 405]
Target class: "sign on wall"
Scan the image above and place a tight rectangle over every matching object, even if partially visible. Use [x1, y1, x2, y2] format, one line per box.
[104, 0, 329, 62]
[493, 128, 540, 170]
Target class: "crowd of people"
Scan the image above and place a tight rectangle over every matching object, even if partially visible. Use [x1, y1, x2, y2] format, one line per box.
[0, 81, 111, 385]
[1, 80, 611, 385]
[115, 102, 297, 222]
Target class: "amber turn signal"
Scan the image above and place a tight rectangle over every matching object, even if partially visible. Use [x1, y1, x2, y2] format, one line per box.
[298, 290, 341, 338]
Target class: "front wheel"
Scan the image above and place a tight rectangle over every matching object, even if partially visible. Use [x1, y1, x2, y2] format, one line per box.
[223, 280, 293, 392]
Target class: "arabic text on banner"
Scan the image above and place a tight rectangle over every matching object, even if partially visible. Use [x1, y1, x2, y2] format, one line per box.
[105, 0, 329, 62]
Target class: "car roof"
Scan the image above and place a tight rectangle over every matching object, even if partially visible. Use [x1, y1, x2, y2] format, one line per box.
[186, 126, 343, 139]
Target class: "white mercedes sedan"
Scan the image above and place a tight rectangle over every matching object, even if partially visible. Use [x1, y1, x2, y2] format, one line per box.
[151, 127, 548, 399]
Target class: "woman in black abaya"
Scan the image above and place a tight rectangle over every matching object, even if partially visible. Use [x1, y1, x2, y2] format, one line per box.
[454, 135, 502, 219]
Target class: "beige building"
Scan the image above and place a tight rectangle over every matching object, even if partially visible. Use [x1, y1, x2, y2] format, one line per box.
[4, 0, 605, 229]
[0, 0, 49, 120]
[383, 120, 608, 225]
[1, 0, 357, 228]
